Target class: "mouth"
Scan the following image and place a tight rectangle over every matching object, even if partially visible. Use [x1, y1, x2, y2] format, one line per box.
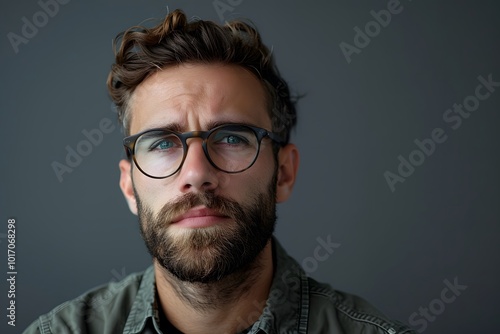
[171, 206, 230, 228]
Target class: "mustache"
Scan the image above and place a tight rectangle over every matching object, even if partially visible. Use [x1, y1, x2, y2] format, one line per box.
[154, 192, 244, 226]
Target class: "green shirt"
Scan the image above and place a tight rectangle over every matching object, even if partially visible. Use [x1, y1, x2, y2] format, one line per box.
[24, 239, 415, 333]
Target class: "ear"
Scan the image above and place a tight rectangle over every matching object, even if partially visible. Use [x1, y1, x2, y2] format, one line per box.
[119, 159, 138, 215]
[276, 143, 300, 203]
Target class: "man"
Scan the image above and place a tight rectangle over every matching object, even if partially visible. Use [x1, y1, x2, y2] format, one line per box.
[25, 9, 415, 334]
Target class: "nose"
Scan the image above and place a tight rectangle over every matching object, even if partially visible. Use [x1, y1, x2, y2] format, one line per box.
[176, 138, 219, 193]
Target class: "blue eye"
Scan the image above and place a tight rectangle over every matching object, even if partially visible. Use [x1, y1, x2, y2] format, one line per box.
[225, 135, 244, 144]
[147, 138, 178, 152]
[154, 140, 174, 150]
[137, 132, 182, 156]
[212, 130, 250, 146]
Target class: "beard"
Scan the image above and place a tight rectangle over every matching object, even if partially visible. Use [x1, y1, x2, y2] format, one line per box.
[135, 173, 277, 284]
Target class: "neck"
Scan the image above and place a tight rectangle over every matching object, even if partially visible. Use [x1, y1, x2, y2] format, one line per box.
[154, 240, 274, 334]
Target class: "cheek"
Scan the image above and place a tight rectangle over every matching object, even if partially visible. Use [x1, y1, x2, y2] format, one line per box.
[255, 150, 277, 184]
[133, 171, 175, 211]
[226, 167, 275, 201]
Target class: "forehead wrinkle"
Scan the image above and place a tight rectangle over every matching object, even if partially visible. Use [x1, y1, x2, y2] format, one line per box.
[131, 74, 212, 133]
[129, 64, 271, 134]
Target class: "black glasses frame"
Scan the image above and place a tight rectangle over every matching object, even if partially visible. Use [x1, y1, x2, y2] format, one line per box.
[123, 123, 285, 179]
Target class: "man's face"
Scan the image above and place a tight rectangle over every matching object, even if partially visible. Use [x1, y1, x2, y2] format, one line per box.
[119, 64, 295, 283]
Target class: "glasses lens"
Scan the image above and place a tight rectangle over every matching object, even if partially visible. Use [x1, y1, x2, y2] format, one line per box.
[207, 125, 259, 172]
[134, 131, 183, 177]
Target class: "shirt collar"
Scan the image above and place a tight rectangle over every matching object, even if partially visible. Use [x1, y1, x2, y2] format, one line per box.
[247, 238, 310, 334]
[122, 265, 159, 333]
[122, 238, 310, 334]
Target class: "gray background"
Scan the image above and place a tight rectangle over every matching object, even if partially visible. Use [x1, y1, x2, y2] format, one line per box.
[1, 0, 499, 333]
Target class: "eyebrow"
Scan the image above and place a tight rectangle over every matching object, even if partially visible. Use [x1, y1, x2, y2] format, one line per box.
[205, 119, 257, 130]
[143, 119, 259, 133]
[142, 122, 183, 133]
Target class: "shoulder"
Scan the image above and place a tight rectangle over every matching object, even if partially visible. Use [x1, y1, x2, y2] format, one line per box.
[307, 278, 416, 334]
[23, 268, 149, 334]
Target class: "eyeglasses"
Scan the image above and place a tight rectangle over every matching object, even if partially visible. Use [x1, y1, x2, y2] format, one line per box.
[123, 123, 284, 179]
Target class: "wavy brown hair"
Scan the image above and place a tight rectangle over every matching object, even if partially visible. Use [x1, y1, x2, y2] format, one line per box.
[107, 9, 297, 143]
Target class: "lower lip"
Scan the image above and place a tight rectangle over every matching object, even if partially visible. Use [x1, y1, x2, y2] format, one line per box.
[172, 216, 230, 228]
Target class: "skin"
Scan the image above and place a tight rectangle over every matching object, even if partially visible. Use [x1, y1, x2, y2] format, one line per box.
[119, 63, 299, 334]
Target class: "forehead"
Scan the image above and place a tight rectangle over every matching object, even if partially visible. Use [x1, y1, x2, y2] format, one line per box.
[128, 63, 271, 134]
